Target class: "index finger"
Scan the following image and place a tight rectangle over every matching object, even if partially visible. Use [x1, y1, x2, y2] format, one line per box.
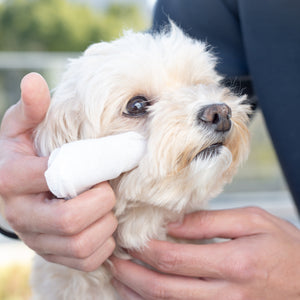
[110, 256, 225, 300]
[167, 207, 277, 240]
[130, 239, 231, 279]
[9, 182, 116, 236]
[0, 153, 49, 196]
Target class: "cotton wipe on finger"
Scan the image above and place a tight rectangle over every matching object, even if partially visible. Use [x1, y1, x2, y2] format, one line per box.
[45, 132, 146, 199]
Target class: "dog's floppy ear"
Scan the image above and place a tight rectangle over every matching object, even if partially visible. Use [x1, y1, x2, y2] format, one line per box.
[35, 40, 119, 156]
[34, 92, 84, 156]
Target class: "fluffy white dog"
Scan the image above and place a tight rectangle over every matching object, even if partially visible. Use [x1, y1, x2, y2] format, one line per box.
[31, 24, 250, 299]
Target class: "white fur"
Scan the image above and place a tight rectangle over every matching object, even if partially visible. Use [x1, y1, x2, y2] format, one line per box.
[32, 24, 250, 299]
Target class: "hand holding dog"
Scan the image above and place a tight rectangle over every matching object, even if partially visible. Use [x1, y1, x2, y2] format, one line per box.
[0, 73, 117, 271]
[111, 208, 300, 299]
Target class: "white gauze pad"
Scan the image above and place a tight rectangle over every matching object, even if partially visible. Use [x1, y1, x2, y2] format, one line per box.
[45, 132, 146, 199]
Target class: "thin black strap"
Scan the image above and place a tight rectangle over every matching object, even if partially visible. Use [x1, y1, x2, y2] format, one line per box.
[0, 226, 19, 240]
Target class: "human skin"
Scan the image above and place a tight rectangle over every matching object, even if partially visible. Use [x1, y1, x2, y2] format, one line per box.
[0, 73, 118, 272]
[110, 208, 300, 300]
[1, 74, 300, 299]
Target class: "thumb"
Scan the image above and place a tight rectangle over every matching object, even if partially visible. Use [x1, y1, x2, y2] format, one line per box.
[1, 72, 51, 137]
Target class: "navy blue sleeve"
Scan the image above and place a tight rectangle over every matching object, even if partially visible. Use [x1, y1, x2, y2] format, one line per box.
[152, 0, 300, 212]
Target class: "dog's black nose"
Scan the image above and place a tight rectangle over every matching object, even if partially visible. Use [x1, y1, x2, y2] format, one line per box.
[197, 103, 232, 132]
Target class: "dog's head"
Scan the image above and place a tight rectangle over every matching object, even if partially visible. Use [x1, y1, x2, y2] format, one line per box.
[35, 24, 250, 213]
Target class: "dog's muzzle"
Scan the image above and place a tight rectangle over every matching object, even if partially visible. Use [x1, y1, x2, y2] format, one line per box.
[194, 103, 232, 160]
[197, 103, 232, 133]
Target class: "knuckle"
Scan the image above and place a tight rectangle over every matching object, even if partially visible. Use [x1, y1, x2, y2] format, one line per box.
[55, 207, 78, 235]
[78, 258, 99, 273]
[229, 251, 257, 281]
[68, 235, 90, 259]
[154, 247, 179, 273]
[244, 206, 267, 218]
[243, 206, 269, 227]
[197, 210, 213, 226]
[75, 237, 116, 272]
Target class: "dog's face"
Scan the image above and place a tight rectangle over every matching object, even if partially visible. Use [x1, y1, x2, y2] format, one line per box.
[36, 25, 250, 213]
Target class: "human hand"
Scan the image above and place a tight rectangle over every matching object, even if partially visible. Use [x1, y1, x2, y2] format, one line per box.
[0, 73, 117, 271]
[110, 207, 300, 299]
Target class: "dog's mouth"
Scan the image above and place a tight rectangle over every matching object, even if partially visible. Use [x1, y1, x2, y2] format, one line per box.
[194, 142, 223, 160]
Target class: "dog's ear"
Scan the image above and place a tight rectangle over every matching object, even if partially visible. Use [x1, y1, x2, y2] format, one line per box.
[35, 41, 118, 156]
[34, 93, 85, 156]
[84, 41, 113, 56]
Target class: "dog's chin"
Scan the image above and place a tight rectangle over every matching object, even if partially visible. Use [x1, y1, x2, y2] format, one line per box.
[194, 143, 223, 160]
[190, 144, 233, 174]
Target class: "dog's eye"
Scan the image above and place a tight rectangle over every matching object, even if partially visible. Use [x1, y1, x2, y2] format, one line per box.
[123, 96, 150, 117]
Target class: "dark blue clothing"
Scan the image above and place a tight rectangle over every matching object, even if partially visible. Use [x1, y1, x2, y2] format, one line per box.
[152, 0, 300, 212]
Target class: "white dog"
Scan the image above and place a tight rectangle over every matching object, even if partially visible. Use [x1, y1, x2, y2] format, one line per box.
[31, 24, 250, 299]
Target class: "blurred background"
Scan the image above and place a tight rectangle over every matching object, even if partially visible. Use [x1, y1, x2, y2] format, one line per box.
[0, 0, 298, 299]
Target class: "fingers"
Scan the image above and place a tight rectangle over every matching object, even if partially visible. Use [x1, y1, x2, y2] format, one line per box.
[130, 240, 232, 279]
[110, 256, 225, 300]
[127, 208, 286, 282]
[5, 182, 116, 235]
[5, 182, 118, 271]
[42, 237, 116, 272]
[1, 72, 50, 137]
[22, 211, 117, 258]
[167, 207, 278, 240]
